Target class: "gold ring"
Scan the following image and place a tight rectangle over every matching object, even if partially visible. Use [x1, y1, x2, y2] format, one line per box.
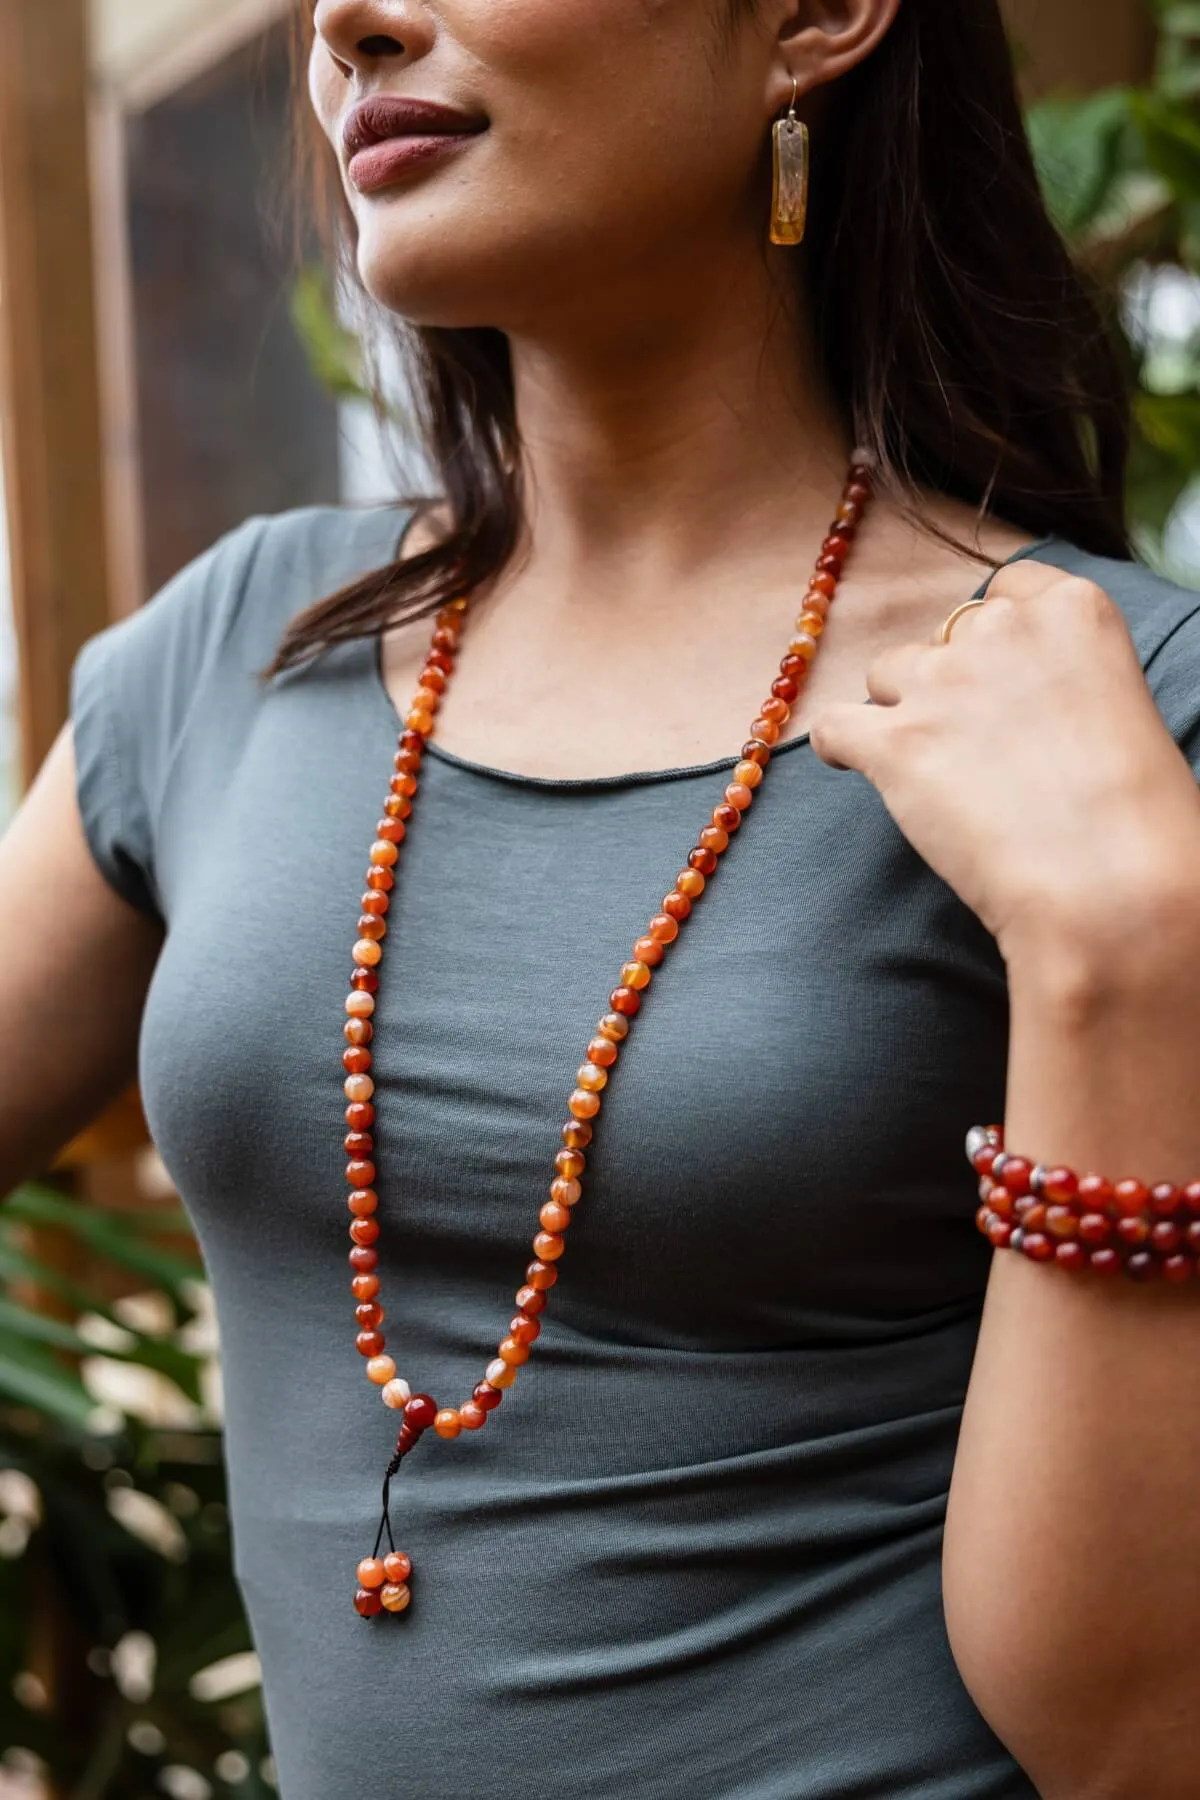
[937, 597, 988, 645]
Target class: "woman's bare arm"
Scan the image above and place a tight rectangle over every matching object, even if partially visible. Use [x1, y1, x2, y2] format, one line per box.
[0, 726, 163, 1196]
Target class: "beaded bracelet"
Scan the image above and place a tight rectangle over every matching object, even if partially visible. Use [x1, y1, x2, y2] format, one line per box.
[967, 1126, 1200, 1283]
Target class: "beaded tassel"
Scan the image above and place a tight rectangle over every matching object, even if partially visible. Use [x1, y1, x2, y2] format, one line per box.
[342, 460, 874, 1615]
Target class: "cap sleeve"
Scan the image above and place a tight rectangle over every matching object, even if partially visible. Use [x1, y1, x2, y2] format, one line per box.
[1143, 597, 1200, 781]
[68, 517, 270, 922]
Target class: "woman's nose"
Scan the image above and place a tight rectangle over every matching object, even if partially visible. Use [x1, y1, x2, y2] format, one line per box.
[312, 2, 431, 80]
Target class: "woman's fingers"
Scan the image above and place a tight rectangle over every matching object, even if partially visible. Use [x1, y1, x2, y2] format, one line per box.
[808, 698, 891, 775]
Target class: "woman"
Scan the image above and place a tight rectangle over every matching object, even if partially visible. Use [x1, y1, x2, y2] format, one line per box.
[2, 0, 1199, 1794]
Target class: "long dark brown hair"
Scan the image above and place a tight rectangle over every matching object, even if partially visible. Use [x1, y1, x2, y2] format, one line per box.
[266, 0, 1132, 679]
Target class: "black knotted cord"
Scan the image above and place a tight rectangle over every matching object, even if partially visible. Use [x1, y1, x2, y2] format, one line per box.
[370, 1449, 404, 1561]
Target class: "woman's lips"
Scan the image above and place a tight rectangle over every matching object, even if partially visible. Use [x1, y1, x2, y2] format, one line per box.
[348, 131, 478, 194]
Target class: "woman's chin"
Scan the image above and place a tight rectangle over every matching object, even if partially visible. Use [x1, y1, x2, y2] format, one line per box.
[356, 231, 517, 333]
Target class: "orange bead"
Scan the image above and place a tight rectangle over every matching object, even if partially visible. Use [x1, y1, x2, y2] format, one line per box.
[595, 1014, 629, 1043]
[406, 710, 434, 735]
[569, 1089, 601, 1119]
[556, 1148, 586, 1180]
[676, 868, 705, 899]
[459, 1400, 488, 1430]
[810, 570, 837, 596]
[343, 1046, 372, 1075]
[348, 1190, 378, 1217]
[370, 840, 399, 868]
[384, 1551, 412, 1583]
[733, 760, 764, 789]
[533, 1231, 566, 1261]
[347, 1160, 377, 1188]
[357, 915, 387, 942]
[787, 632, 819, 662]
[662, 891, 691, 922]
[349, 1219, 379, 1247]
[802, 590, 830, 619]
[586, 1037, 618, 1068]
[712, 804, 742, 833]
[356, 1302, 383, 1329]
[526, 1260, 559, 1290]
[576, 1062, 607, 1093]
[619, 960, 652, 991]
[357, 1558, 386, 1590]
[353, 939, 383, 968]
[540, 1201, 573, 1234]
[551, 1177, 582, 1206]
[760, 696, 789, 724]
[509, 1313, 541, 1345]
[648, 914, 679, 944]
[345, 1018, 374, 1046]
[485, 1358, 517, 1389]
[380, 1582, 412, 1614]
[797, 610, 825, 636]
[346, 991, 375, 1018]
[345, 1075, 375, 1104]
[367, 1356, 396, 1386]
[434, 1409, 462, 1439]
[381, 1378, 412, 1409]
[561, 1119, 594, 1148]
[413, 686, 441, 714]
[699, 825, 729, 854]
[351, 1273, 380, 1301]
[632, 937, 665, 967]
[724, 783, 753, 811]
[357, 1330, 385, 1358]
[497, 1337, 530, 1367]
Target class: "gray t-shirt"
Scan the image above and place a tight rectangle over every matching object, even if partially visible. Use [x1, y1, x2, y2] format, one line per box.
[70, 505, 1200, 1800]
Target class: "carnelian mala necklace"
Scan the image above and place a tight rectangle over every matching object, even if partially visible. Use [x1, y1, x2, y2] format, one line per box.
[344, 456, 874, 1618]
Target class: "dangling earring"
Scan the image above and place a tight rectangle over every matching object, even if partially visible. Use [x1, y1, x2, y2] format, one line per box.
[770, 78, 810, 247]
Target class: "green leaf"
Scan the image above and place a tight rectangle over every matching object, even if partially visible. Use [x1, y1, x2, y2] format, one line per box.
[0, 1339, 95, 1430]
[1131, 92, 1200, 200]
[2, 1189, 201, 1292]
[1027, 88, 1134, 237]
[291, 267, 369, 402]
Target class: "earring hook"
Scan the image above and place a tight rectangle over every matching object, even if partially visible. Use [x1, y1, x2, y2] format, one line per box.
[787, 76, 799, 124]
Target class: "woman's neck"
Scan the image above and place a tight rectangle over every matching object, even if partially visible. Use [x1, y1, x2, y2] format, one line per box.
[505, 255, 851, 600]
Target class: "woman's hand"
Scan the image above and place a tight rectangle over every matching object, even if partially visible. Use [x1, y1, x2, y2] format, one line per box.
[808, 561, 1200, 967]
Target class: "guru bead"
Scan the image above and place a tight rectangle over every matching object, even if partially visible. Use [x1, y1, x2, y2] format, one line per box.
[345, 470, 872, 1615]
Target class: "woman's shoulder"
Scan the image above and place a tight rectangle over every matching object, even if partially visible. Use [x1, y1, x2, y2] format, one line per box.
[1033, 538, 1200, 753]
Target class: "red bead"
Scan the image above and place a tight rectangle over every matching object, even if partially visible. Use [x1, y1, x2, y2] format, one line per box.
[404, 1394, 438, 1432]
[1163, 1255, 1194, 1284]
[344, 1130, 374, 1155]
[349, 1247, 379, 1273]
[986, 1185, 1014, 1221]
[1020, 1232, 1053, 1263]
[994, 1154, 1033, 1198]
[351, 1273, 380, 1301]
[349, 1218, 379, 1247]
[343, 1047, 372, 1074]
[1035, 1164, 1078, 1203]
[356, 1303, 383, 1329]
[1078, 1212, 1111, 1246]
[985, 1215, 1013, 1249]
[1045, 1205, 1077, 1240]
[1116, 1216, 1150, 1249]
[1077, 1174, 1114, 1215]
[1151, 1221, 1183, 1255]
[348, 1189, 378, 1218]
[1114, 1178, 1149, 1218]
[472, 1383, 503, 1411]
[347, 1103, 375, 1131]
[1150, 1183, 1182, 1218]
[1184, 1183, 1200, 1215]
[771, 676, 800, 704]
[354, 1587, 383, 1618]
[525, 1260, 559, 1291]
[1089, 1248, 1122, 1276]
[1126, 1251, 1158, 1282]
[688, 847, 718, 877]
[347, 1160, 377, 1189]
[712, 804, 742, 833]
[1054, 1241, 1087, 1272]
[515, 1285, 546, 1315]
[356, 1330, 385, 1358]
[509, 1313, 541, 1345]
[610, 987, 642, 1016]
[662, 891, 691, 922]
[383, 1551, 413, 1583]
[1188, 1223, 1200, 1254]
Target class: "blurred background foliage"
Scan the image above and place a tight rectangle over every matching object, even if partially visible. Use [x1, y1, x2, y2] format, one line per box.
[0, 1187, 268, 1799]
[3, 6, 1200, 1799]
[1027, 0, 1200, 571]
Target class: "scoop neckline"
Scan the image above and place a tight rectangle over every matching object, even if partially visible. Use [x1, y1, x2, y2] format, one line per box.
[366, 531, 1061, 791]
